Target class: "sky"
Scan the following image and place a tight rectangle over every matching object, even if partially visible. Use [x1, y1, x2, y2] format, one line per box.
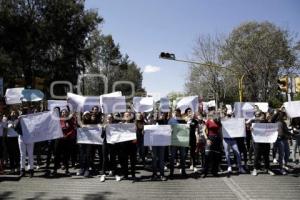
[85, 0, 300, 98]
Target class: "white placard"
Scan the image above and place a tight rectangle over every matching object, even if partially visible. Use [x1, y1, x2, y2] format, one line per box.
[5, 88, 24, 105]
[100, 91, 122, 105]
[284, 101, 300, 118]
[176, 96, 199, 114]
[202, 102, 208, 113]
[48, 100, 68, 111]
[101, 96, 126, 114]
[20, 111, 64, 143]
[144, 125, 172, 146]
[221, 118, 246, 138]
[20, 89, 44, 102]
[67, 93, 86, 112]
[254, 102, 269, 113]
[133, 97, 154, 112]
[234, 102, 254, 119]
[234, 102, 269, 119]
[83, 96, 100, 112]
[226, 104, 232, 114]
[77, 126, 103, 144]
[252, 123, 278, 143]
[106, 123, 136, 144]
[160, 97, 170, 112]
[207, 100, 216, 108]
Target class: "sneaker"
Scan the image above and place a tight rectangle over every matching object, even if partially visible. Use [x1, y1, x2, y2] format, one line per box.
[239, 168, 246, 174]
[115, 175, 121, 182]
[76, 168, 84, 176]
[29, 169, 34, 178]
[65, 170, 71, 176]
[181, 170, 187, 177]
[100, 175, 106, 182]
[267, 170, 275, 176]
[10, 169, 16, 175]
[20, 169, 25, 177]
[280, 169, 287, 175]
[273, 158, 278, 164]
[44, 170, 50, 177]
[252, 169, 258, 176]
[83, 170, 90, 178]
[169, 173, 174, 180]
[108, 171, 113, 177]
[52, 170, 58, 177]
[227, 166, 232, 173]
[160, 176, 167, 181]
[151, 174, 158, 181]
[193, 167, 198, 172]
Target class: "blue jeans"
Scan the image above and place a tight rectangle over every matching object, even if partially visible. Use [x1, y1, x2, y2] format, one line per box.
[223, 138, 242, 169]
[152, 146, 165, 176]
[292, 134, 300, 161]
[275, 138, 290, 167]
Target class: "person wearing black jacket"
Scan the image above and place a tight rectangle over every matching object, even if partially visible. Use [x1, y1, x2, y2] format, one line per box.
[168, 108, 187, 178]
[250, 111, 274, 176]
[272, 110, 291, 175]
[16, 107, 35, 178]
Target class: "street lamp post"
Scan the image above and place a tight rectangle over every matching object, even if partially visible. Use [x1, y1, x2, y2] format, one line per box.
[160, 52, 245, 102]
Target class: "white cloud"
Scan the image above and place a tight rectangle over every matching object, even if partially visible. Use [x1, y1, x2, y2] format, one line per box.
[144, 65, 161, 73]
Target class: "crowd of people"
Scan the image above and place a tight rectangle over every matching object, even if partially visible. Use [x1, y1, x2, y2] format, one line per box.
[0, 102, 300, 182]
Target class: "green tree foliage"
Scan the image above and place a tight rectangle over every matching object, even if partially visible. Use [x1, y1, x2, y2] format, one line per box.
[0, 0, 145, 98]
[0, 0, 102, 95]
[222, 21, 297, 102]
[83, 32, 145, 97]
[186, 21, 298, 105]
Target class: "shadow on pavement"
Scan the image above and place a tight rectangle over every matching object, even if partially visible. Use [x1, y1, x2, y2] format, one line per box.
[0, 191, 115, 200]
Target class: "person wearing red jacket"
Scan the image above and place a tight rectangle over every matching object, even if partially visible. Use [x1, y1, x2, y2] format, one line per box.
[52, 109, 76, 176]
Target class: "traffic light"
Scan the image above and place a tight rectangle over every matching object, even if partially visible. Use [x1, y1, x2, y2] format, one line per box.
[277, 76, 288, 92]
[295, 77, 300, 93]
[159, 52, 176, 60]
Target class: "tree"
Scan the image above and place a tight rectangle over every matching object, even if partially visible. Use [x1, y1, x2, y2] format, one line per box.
[222, 21, 297, 102]
[185, 34, 233, 104]
[0, 0, 102, 97]
[83, 32, 145, 97]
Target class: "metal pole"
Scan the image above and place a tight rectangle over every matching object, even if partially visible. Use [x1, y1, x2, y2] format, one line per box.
[239, 73, 246, 102]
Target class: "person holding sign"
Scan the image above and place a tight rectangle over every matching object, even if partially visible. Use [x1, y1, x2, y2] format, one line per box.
[0, 113, 8, 174]
[15, 107, 35, 178]
[76, 111, 93, 177]
[119, 112, 137, 182]
[272, 110, 291, 175]
[221, 116, 245, 175]
[291, 117, 300, 164]
[168, 108, 187, 179]
[52, 109, 76, 176]
[100, 114, 120, 182]
[136, 113, 146, 166]
[151, 112, 169, 181]
[185, 108, 199, 172]
[249, 111, 275, 176]
[6, 110, 20, 174]
[202, 111, 222, 178]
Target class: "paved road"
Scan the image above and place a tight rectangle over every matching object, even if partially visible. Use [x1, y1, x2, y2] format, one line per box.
[1, 166, 300, 200]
